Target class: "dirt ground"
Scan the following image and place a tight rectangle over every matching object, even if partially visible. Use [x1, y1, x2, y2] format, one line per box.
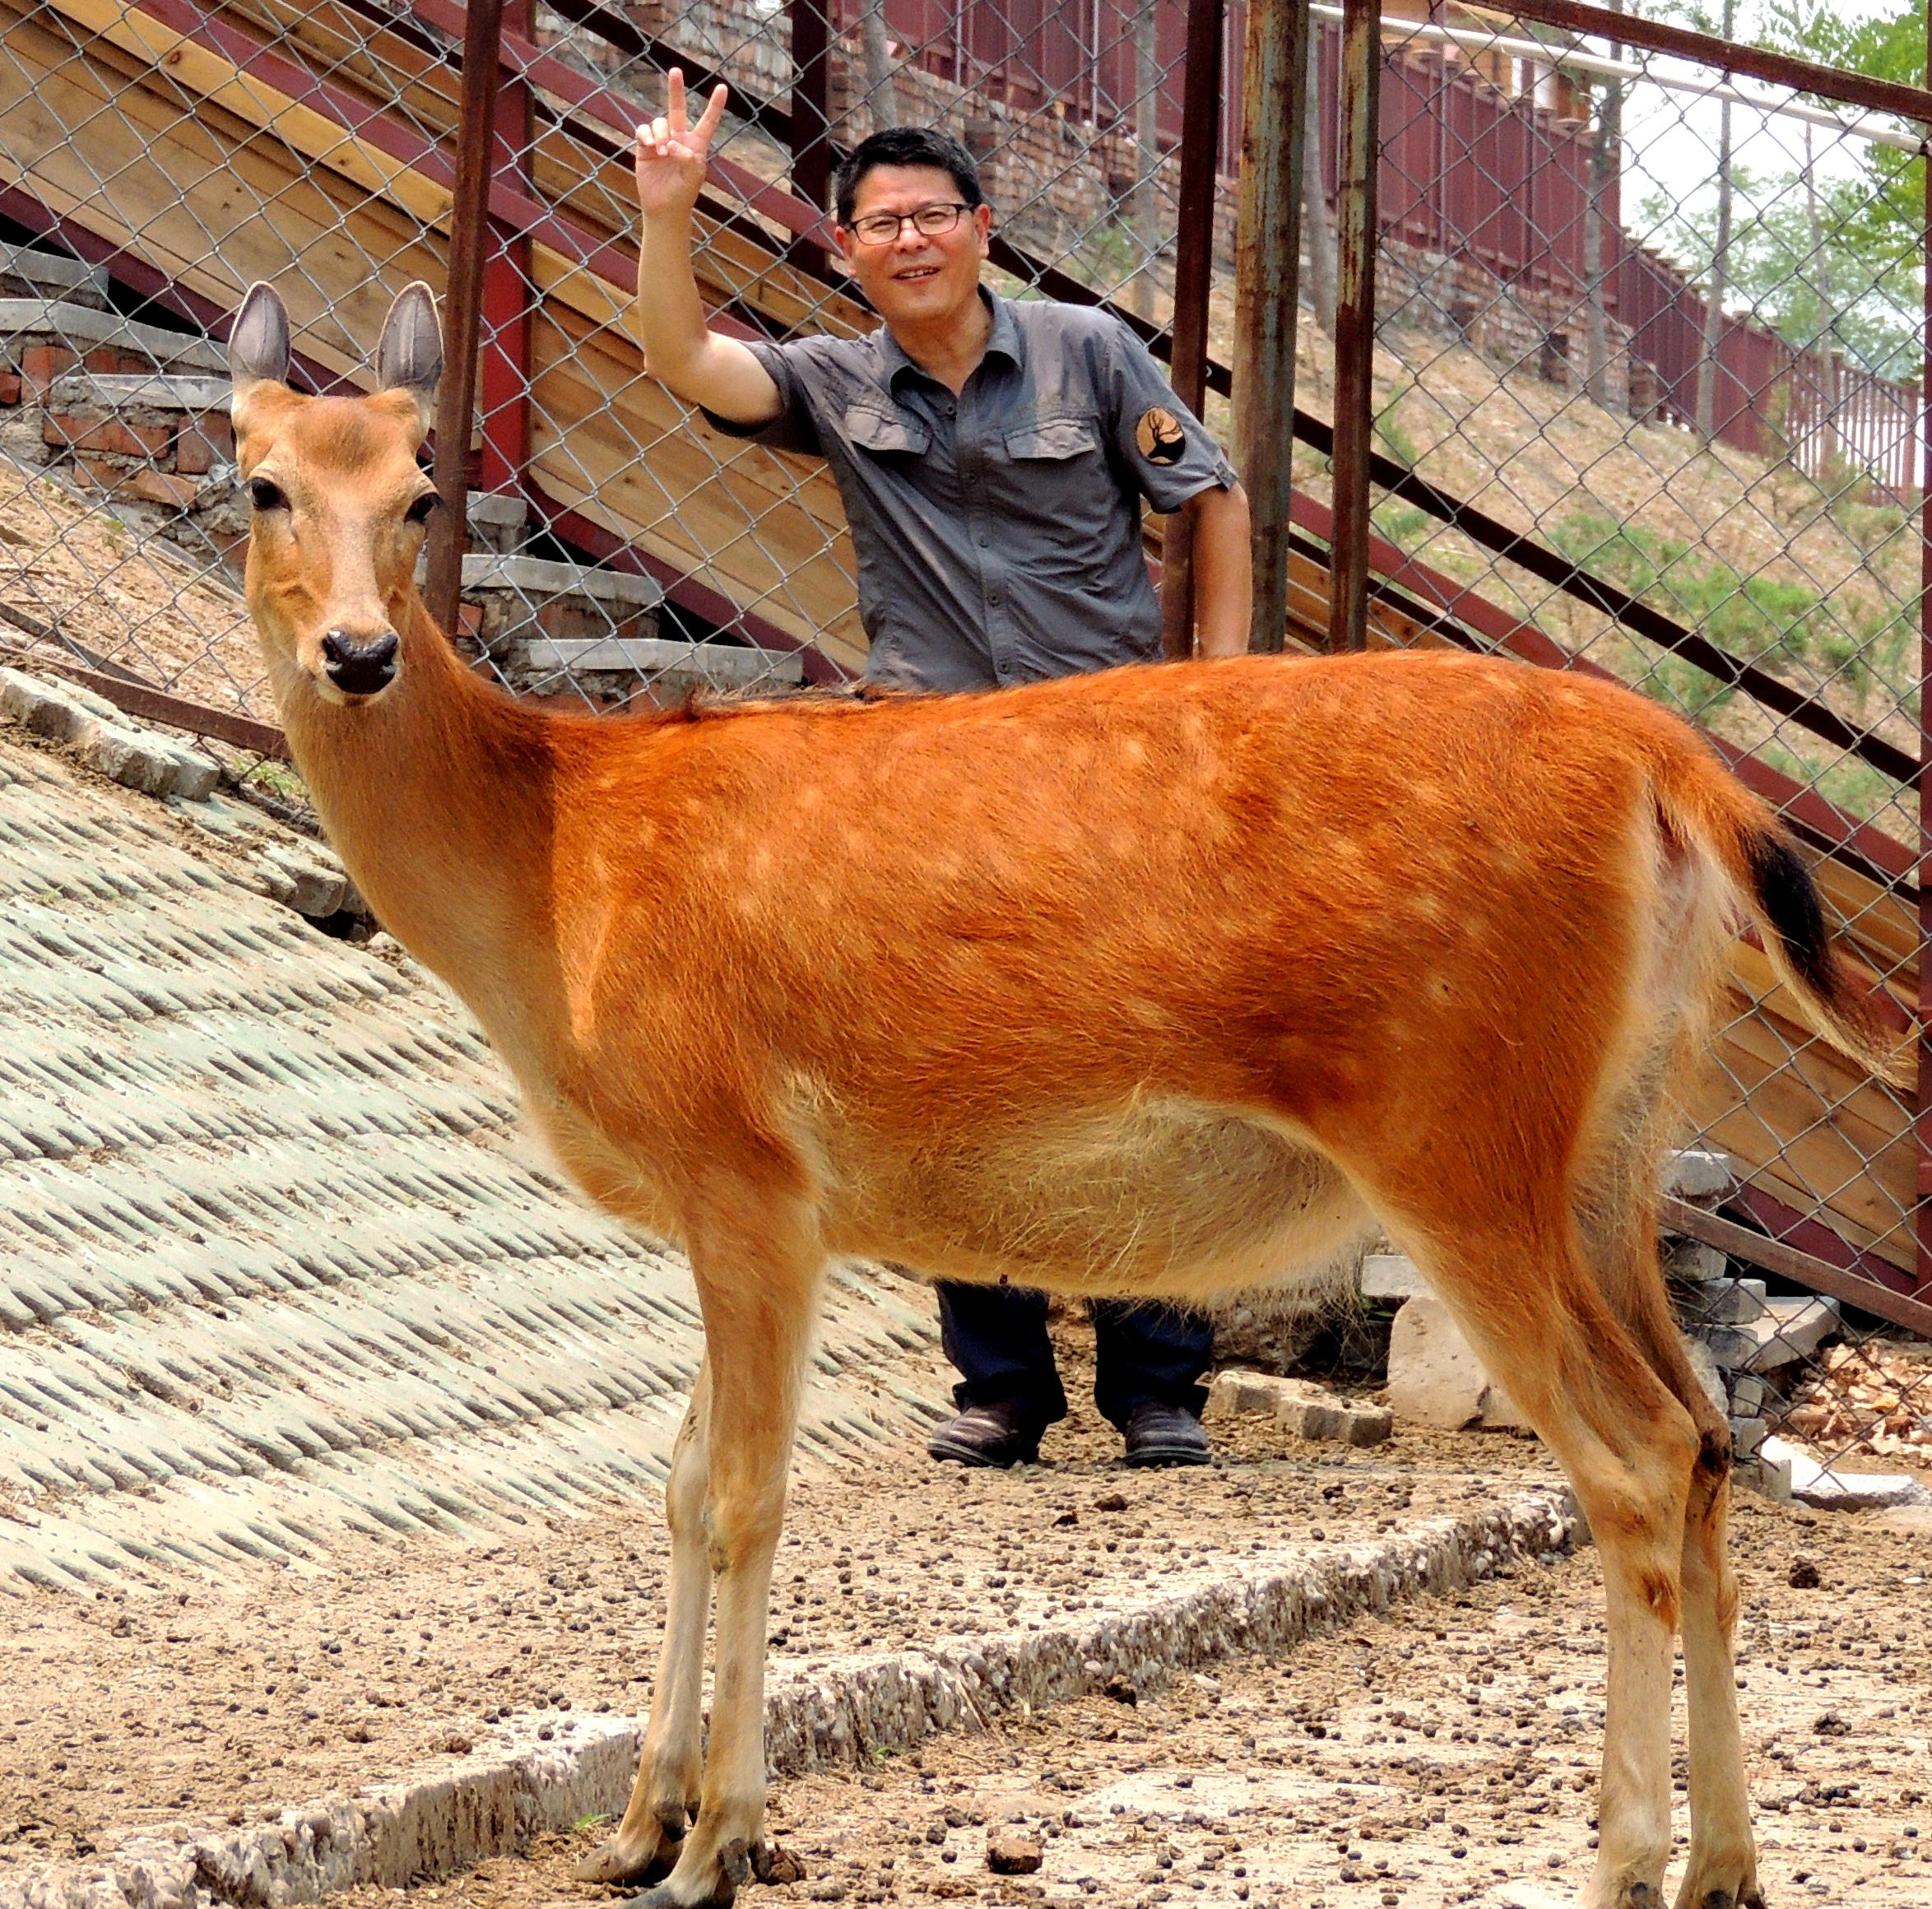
[2, 1326, 1929, 1907]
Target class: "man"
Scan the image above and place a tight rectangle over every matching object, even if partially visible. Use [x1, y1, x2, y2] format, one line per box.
[634, 77, 1252, 1470]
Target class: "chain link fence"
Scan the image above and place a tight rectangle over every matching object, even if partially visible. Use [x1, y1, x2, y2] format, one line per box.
[0, 0, 1926, 1474]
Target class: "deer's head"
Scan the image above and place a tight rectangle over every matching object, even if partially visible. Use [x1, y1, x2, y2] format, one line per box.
[229, 282, 445, 706]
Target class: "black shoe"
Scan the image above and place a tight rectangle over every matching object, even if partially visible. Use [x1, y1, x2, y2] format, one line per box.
[1122, 1400, 1211, 1468]
[927, 1399, 1043, 1468]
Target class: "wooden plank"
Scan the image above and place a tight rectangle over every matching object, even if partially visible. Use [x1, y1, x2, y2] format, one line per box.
[1660, 1196, 1932, 1338]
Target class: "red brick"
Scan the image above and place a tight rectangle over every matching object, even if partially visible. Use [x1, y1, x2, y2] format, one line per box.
[123, 467, 201, 510]
[20, 341, 76, 398]
[44, 411, 172, 459]
[174, 416, 233, 476]
[0, 371, 20, 408]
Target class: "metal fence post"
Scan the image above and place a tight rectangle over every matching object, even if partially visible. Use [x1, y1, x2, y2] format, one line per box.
[1232, 0, 1310, 654]
[426, 0, 509, 641]
[1159, 0, 1226, 661]
[789, 0, 833, 272]
[1329, 0, 1381, 654]
[478, 0, 535, 508]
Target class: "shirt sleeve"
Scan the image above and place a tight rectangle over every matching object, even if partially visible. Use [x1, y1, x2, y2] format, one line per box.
[1100, 317, 1238, 513]
[697, 339, 824, 456]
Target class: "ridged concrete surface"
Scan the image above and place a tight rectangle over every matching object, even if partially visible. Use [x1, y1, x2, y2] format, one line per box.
[0, 731, 945, 1592]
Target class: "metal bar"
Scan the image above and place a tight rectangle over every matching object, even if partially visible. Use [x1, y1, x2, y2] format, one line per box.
[425, 0, 509, 639]
[1232, 0, 1309, 653]
[788, 0, 832, 272]
[1502, 0, 1932, 128]
[0, 643, 290, 759]
[1159, 0, 1225, 662]
[1661, 1198, 1932, 1340]
[1329, 0, 1380, 653]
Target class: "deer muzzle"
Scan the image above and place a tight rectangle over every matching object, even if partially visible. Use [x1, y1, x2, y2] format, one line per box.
[321, 628, 401, 698]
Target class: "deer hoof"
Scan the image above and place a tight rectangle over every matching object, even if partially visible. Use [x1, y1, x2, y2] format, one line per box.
[575, 1828, 680, 1887]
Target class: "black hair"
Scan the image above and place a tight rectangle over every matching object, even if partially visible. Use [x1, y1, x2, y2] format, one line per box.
[834, 128, 984, 226]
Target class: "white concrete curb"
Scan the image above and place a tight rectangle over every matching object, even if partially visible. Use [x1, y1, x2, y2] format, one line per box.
[5, 1487, 1579, 1909]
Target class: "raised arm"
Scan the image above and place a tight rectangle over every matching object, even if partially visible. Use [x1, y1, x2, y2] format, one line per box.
[634, 71, 783, 425]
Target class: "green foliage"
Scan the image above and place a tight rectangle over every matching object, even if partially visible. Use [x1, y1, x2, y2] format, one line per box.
[1369, 499, 1433, 550]
[1547, 509, 1909, 699]
[1372, 389, 1422, 468]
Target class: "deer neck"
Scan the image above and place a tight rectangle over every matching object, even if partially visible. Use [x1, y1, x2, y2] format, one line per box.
[277, 601, 567, 1060]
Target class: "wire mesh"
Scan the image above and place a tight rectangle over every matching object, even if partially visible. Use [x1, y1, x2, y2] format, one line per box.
[0, 0, 1925, 1463]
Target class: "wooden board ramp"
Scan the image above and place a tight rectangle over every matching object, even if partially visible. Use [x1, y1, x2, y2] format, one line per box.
[0, 0, 1916, 1289]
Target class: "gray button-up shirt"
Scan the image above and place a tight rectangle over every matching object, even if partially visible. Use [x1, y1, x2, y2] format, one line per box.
[704, 292, 1238, 692]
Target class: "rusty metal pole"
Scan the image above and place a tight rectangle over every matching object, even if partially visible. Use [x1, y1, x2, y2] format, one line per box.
[1231, 0, 1309, 653]
[1918, 5, 1931, 1297]
[1159, 0, 1226, 661]
[1328, 0, 1380, 653]
[426, 0, 508, 640]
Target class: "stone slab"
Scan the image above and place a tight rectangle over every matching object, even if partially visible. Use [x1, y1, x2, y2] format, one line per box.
[1760, 1436, 1930, 1512]
[526, 636, 804, 685]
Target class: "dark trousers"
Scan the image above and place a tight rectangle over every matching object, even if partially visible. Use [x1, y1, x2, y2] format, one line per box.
[936, 1280, 1212, 1432]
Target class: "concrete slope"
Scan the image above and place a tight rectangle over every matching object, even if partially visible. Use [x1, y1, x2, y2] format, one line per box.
[0, 718, 946, 1594]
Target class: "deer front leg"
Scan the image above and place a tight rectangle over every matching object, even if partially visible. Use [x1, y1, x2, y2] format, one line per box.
[578, 1368, 714, 1886]
[635, 1238, 822, 1908]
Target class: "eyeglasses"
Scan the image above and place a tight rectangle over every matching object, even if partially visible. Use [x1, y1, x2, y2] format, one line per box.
[847, 202, 973, 246]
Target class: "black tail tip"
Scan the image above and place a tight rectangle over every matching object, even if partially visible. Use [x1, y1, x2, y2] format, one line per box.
[1743, 827, 1834, 998]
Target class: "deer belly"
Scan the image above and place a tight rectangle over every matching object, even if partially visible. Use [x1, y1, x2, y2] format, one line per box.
[829, 1098, 1370, 1301]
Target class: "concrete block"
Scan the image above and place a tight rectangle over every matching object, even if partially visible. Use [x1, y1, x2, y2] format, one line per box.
[158, 740, 221, 801]
[0, 667, 90, 741]
[1662, 1238, 1729, 1284]
[253, 845, 347, 917]
[1386, 1294, 1526, 1432]
[1663, 1149, 1738, 1205]
[1679, 1278, 1767, 1326]
[1360, 1252, 1428, 1302]
[1205, 1371, 1391, 1445]
[1693, 1324, 1761, 1373]
[1727, 1373, 1767, 1417]
[1206, 1370, 1290, 1419]
[1730, 1417, 1767, 1460]
[1683, 1335, 1730, 1417]
[77, 718, 179, 797]
[1739, 1451, 1794, 1503]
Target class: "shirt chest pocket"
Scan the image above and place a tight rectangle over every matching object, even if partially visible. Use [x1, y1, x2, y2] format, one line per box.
[844, 403, 931, 460]
[994, 411, 1116, 552]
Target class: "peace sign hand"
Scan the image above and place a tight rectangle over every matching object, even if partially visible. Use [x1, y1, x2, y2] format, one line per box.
[635, 68, 729, 221]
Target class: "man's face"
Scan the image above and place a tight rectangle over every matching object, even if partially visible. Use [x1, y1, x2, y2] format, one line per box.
[836, 164, 992, 330]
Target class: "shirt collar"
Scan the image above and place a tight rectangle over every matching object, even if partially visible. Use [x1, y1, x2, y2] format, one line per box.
[878, 289, 1024, 392]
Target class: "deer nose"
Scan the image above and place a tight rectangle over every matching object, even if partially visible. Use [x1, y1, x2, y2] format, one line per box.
[321, 628, 399, 695]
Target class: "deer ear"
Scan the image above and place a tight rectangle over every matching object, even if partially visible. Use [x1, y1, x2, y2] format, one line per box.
[375, 281, 444, 442]
[229, 282, 291, 434]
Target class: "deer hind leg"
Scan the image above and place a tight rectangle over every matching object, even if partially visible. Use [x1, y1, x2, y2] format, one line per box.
[578, 1364, 715, 1886]
[1576, 1125, 1760, 1909]
[1401, 1209, 1701, 1909]
[638, 1206, 825, 1909]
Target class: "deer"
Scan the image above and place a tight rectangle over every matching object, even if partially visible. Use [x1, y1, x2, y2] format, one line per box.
[227, 278, 1903, 1909]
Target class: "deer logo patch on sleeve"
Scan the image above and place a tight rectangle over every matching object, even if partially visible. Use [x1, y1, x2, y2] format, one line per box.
[1135, 406, 1187, 467]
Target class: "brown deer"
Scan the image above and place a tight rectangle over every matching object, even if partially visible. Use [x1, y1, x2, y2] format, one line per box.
[229, 280, 1902, 1909]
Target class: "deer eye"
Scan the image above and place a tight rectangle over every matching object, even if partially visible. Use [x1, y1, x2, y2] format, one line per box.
[403, 490, 441, 527]
[248, 477, 288, 513]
